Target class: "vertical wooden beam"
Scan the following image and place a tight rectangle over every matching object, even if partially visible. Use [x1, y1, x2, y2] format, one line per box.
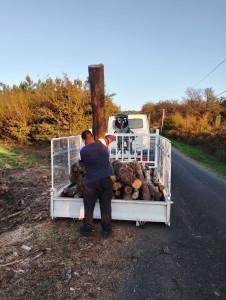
[88, 64, 106, 140]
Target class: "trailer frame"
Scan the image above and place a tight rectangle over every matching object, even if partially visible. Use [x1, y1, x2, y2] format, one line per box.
[50, 131, 172, 226]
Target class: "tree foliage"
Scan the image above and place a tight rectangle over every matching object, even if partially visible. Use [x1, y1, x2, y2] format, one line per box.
[0, 75, 120, 144]
[141, 87, 226, 160]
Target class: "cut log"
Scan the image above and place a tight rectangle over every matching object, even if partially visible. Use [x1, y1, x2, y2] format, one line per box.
[110, 158, 115, 164]
[69, 172, 86, 186]
[132, 160, 151, 200]
[146, 182, 163, 201]
[112, 194, 116, 199]
[142, 167, 163, 201]
[121, 174, 142, 189]
[115, 190, 122, 197]
[71, 163, 80, 173]
[123, 185, 133, 194]
[64, 185, 78, 197]
[76, 176, 86, 191]
[123, 192, 132, 200]
[152, 168, 158, 180]
[123, 162, 136, 174]
[113, 160, 134, 175]
[113, 181, 124, 191]
[74, 191, 83, 198]
[152, 178, 165, 191]
[132, 189, 139, 200]
[69, 162, 86, 185]
[112, 160, 142, 189]
[71, 162, 86, 174]
[110, 175, 118, 183]
[69, 173, 78, 185]
[150, 168, 164, 191]
[145, 169, 159, 192]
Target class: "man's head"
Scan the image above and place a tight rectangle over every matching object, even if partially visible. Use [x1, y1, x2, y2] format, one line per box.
[81, 130, 95, 145]
[114, 113, 129, 130]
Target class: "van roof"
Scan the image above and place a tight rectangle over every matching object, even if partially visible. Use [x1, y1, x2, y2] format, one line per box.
[109, 114, 147, 119]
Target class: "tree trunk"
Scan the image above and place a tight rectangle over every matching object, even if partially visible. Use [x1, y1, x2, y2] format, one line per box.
[88, 64, 106, 139]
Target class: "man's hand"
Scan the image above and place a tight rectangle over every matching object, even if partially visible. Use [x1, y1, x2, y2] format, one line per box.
[105, 135, 116, 144]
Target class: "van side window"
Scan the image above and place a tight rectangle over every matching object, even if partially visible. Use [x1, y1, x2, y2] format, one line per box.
[128, 119, 143, 129]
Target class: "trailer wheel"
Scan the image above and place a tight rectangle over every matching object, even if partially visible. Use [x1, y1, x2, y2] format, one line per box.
[136, 221, 146, 227]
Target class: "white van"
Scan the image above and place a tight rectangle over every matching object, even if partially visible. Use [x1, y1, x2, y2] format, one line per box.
[108, 114, 150, 134]
[107, 114, 154, 161]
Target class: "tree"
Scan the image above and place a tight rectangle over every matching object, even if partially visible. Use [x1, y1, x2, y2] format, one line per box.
[19, 75, 35, 93]
[204, 88, 222, 124]
[182, 88, 206, 117]
[0, 75, 120, 143]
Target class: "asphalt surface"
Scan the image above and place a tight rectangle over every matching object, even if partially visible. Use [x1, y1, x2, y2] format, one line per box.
[116, 148, 226, 300]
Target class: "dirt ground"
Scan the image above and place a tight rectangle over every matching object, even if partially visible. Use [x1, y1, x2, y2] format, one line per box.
[0, 165, 139, 299]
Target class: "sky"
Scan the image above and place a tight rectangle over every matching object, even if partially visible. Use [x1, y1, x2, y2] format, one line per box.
[0, 0, 226, 111]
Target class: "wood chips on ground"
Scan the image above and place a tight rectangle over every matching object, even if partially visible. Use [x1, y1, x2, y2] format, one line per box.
[0, 165, 139, 299]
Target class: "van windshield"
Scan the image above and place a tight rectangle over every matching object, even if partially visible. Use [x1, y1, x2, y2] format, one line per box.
[128, 119, 143, 129]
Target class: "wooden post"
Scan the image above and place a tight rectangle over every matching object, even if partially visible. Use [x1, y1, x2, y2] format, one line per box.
[161, 109, 165, 133]
[88, 64, 106, 139]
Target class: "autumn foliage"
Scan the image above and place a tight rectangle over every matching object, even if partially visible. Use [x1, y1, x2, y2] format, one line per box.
[141, 88, 226, 161]
[0, 75, 120, 144]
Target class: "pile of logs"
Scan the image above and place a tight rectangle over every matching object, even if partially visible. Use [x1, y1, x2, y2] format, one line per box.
[62, 159, 165, 201]
[62, 163, 86, 198]
[111, 159, 164, 201]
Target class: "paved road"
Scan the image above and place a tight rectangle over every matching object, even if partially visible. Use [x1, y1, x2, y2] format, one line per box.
[117, 148, 226, 300]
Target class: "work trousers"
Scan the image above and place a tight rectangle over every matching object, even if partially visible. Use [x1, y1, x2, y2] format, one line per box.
[83, 177, 113, 231]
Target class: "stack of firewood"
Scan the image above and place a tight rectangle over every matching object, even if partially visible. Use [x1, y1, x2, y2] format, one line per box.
[62, 163, 86, 198]
[62, 160, 164, 201]
[110, 159, 164, 201]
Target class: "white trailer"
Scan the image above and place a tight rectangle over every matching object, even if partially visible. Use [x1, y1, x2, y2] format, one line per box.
[50, 130, 172, 226]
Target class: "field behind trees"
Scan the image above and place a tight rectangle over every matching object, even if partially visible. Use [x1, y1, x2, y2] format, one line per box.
[141, 87, 226, 162]
[0, 75, 120, 144]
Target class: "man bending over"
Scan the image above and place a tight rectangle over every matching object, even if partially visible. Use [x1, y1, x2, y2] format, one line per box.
[78, 130, 115, 238]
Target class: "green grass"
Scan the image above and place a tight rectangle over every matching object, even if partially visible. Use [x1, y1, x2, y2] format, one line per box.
[171, 139, 226, 178]
[0, 142, 50, 169]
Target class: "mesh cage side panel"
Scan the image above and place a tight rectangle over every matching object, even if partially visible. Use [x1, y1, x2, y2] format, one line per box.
[108, 133, 157, 166]
[51, 136, 81, 193]
[157, 136, 171, 197]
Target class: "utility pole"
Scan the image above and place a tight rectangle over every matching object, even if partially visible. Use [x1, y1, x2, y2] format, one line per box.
[88, 64, 106, 140]
[148, 113, 150, 129]
[161, 109, 165, 133]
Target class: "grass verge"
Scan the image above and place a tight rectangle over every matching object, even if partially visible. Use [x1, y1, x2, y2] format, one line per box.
[171, 139, 226, 178]
[0, 142, 50, 169]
